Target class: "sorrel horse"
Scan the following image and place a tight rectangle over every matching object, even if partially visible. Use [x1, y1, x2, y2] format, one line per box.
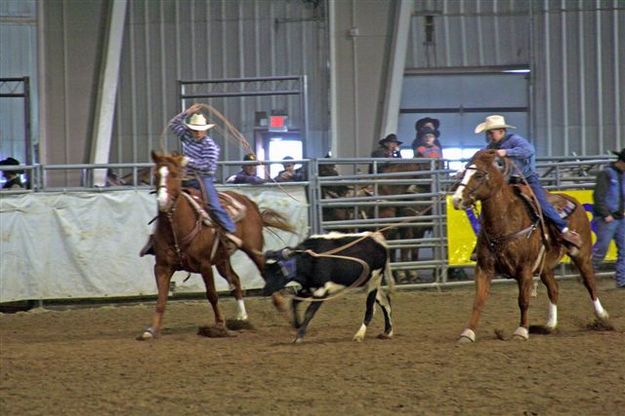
[138, 151, 294, 340]
[452, 150, 610, 342]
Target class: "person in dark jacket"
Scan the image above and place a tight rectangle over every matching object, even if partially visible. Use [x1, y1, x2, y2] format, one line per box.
[273, 156, 305, 182]
[371, 134, 403, 159]
[230, 153, 266, 185]
[0, 157, 24, 189]
[592, 148, 625, 288]
[476, 114, 582, 250]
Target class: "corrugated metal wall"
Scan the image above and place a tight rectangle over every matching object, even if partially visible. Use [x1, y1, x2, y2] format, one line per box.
[0, 0, 37, 163]
[111, 0, 329, 164]
[406, 0, 624, 156]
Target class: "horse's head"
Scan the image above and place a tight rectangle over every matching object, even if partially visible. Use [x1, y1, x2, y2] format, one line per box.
[151, 150, 186, 212]
[452, 150, 507, 210]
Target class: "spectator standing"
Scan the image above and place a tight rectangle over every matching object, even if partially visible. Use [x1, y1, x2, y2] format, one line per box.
[592, 148, 625, 289]
[0, 157, 24, 189]
[415, 117, 443, 150]
[370, 134, 402, 175]
[371, 134, 403, 159]
[412, 127, 442, 159]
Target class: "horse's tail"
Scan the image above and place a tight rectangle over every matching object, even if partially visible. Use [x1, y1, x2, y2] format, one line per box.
[260, 208, 296, 234]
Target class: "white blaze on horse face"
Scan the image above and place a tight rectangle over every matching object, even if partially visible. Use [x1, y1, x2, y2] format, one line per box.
[157, 166, 169, 210]
[452, 164, 477, 209]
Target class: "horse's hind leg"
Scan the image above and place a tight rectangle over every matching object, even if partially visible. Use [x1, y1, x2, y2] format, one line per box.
[539, 269, 559, 331]
[571, 253, 610, 320]
[138, 264, 174, 340]
[215, 261, 247, 321]
[199, 265, 226, 329]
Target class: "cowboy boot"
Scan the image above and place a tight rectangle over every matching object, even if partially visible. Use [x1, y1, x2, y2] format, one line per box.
[560, 229, 582, 251]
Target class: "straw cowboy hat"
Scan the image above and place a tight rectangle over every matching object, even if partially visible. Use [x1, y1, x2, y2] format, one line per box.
[185, 113, 215, 131]
[474, 115, 516, 134]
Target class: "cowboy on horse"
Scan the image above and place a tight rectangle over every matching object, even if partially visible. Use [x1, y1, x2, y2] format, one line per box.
[169, 103, 243, 249]
[477, 114, 583, 251]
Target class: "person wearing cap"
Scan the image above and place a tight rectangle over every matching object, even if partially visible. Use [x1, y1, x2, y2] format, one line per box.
[273, 156, 304, 182]
[231, 153, 266, 185]
[0, 157, 24, 189]
[592, 148, 625, 288]
[476, 114, 582, 250]
[412, 127, 442, 159]
[168, 103, 242, 248]
[371, 133, 403, 159]
[415, 117, 443, 150]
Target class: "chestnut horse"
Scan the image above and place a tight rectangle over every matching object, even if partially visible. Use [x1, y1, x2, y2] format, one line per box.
[138, 151, 294, 340]
[452, 150, 610, 342]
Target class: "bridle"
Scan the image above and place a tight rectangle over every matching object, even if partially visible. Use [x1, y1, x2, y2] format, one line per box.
[457, 165, 491, 206]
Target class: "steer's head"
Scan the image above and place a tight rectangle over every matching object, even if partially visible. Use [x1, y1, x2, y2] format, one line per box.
[262, 248, 296, 296]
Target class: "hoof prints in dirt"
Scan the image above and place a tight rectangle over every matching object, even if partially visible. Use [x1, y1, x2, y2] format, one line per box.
[225, 319, 256, 331]
[197, 326, 235, 338]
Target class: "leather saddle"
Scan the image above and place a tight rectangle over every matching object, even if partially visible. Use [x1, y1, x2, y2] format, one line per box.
[182, 186, 247, 225]
[511, 183, 578, 229]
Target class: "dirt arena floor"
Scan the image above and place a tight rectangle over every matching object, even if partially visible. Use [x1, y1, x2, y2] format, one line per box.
[1, 278, 623, 416]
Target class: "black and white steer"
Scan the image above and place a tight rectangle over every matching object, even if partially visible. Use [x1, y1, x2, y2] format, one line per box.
[262, 231, 394, 343]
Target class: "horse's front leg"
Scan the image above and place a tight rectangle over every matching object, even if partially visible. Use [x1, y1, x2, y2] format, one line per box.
[138, 263, 174, 340]
[199, 265, 225, 329]
[513, 269, 535, 341]
[458, 265, 492, 343]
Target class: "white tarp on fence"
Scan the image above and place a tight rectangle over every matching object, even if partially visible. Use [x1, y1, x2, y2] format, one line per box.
[0, 187, 309, 302]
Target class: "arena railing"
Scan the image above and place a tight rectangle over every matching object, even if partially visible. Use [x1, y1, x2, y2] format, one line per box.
[2, 155, 615, 289]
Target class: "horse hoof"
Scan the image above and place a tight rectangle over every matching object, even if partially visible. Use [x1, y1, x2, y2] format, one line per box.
[353, 335, 364, 342]
[457, 328, 476, 344]
[512, 327, 529, 340]
[136, 327, 157, 341]
[292, 337, 304, 344]
[377, 332, 393, 340]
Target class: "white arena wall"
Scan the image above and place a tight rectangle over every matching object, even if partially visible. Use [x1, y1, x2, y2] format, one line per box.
[0, 187, 308, 303]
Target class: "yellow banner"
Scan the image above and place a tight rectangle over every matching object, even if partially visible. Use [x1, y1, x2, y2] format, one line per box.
[446, 190, 617, 266]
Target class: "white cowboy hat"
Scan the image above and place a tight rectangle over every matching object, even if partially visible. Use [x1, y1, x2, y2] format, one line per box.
[185, 113, 215, 131]
[474, 115, 516, 134]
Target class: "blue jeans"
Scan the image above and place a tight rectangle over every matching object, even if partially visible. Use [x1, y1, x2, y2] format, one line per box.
[592, 217, 625, 287]
[525, 175, 567, 231]
[200, 176, 237, 233]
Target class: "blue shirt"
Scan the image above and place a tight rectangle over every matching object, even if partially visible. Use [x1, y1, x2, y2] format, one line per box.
[486, 133, 536, 179]
[168, 111, 219, 176]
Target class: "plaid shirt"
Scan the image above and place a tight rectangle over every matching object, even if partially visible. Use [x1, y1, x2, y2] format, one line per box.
[168, 111, 219, 176]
